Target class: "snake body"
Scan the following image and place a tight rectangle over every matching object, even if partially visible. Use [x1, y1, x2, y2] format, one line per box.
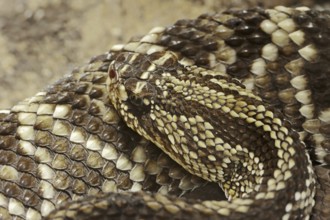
[0, 5, 329, 220]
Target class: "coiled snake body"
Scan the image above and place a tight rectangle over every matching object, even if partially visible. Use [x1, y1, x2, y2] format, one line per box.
[0, 6, 329, 220]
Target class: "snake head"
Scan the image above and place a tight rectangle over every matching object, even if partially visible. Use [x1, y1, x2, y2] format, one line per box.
[107, 52, 158, 122]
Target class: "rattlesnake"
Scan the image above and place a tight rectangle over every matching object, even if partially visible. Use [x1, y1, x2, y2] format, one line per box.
[0, 5, 329, 220]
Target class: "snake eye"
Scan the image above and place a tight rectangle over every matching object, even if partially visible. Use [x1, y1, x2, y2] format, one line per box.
[108, 68, 117, 79]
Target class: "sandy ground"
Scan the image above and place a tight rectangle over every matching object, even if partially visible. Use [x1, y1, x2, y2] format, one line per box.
[0, 0, 314, 108]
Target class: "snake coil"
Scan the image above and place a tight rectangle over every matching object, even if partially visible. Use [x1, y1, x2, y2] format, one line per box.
[0, 5, 330, 220]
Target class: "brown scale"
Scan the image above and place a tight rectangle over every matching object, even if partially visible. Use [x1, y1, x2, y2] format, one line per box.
[51, 154, 69, 170]
[70, 161, 88, 178]
[101, 161, 116, 179]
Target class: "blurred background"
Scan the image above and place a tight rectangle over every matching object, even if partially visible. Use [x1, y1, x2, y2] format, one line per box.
[0, 0, 322, 108]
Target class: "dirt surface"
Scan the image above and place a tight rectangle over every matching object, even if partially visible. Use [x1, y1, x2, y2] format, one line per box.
[0, 0, 315, 108]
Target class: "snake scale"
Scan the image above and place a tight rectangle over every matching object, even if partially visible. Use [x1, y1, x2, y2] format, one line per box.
[0, 5, 330, 220]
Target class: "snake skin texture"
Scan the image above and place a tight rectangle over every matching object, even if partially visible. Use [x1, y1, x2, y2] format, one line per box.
[0, 5, 329, 220]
